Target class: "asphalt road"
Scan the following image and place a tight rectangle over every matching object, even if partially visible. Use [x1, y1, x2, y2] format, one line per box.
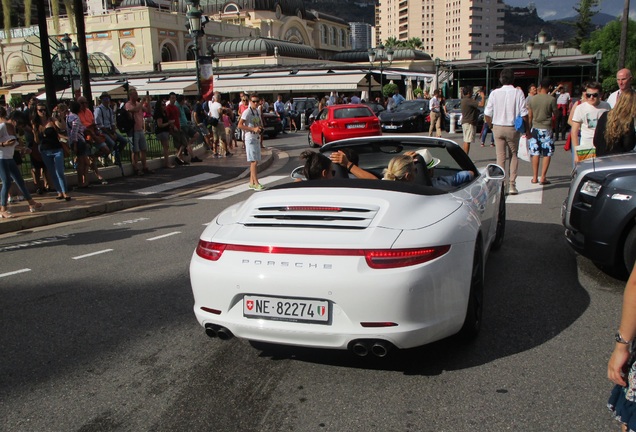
[0, 132, 625, 431]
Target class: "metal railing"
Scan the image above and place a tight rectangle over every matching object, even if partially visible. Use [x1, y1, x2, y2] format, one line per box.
[16, 131, 188, 179]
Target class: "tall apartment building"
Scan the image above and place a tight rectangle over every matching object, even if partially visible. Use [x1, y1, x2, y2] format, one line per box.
[350, 22, 373, 50]
[375, 0, 505, 60]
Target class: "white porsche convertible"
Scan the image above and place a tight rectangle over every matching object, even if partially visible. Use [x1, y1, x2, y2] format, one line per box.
[190, 136, 506, 357]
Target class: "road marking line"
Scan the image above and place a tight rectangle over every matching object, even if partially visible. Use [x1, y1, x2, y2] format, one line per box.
[72, 249, 114, 260]
[133, 173, 221, 195]
[0, 268, 31, 278]
[198, 175, 287, 200]
[146, 231, 182, 241]
[505, 176, 543, 204]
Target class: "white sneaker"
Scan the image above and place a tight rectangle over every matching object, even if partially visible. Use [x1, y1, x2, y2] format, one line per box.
[508, 184, 518, 195]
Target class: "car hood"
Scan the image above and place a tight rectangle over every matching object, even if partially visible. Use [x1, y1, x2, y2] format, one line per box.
[379, 111, 421, 121]
[206, 186, 463, 248]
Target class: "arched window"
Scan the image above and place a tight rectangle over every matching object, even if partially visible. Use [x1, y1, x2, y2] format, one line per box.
[329, 27, 335, 45]
[186, 45, 197, 61]
[339, 29, 346, 48]
[321, 25, 327, 44]
[161, 44, 174, 62]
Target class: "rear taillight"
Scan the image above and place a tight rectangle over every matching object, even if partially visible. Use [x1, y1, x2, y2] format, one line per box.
[195, 241, 450, 268]
[196, 241, 227, 261]
[364, 246, 450, 269]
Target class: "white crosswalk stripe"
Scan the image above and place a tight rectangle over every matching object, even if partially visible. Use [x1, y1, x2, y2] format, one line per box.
[132, 173, 220, 195]
[505, 176, 544, 204]
[198, 176, 287, 200]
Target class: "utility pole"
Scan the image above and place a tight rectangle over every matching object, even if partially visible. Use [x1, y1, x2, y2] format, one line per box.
[36, 0, 57, 111]
[618, 0, 630, 69]
[74, 0, 92, 105]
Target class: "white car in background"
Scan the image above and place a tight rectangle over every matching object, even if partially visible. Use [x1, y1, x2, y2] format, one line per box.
[190, 136, 506, 357]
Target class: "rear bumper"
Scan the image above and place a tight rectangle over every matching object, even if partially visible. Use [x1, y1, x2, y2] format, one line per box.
[190, 243, 472, 350]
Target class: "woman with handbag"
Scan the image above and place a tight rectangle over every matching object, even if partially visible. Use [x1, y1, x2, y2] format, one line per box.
[39, 109, 71, 201]
[0, 110, 43, 218]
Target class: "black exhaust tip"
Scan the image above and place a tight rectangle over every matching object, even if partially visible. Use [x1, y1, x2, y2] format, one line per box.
[216, 327, 234, 340]
[204, 324, 218, 338]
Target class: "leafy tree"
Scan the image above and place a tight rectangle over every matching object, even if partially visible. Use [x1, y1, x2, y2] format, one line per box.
[384, 37, 401, 48]
[581, 19, 636, 92]
[406, 38, 423, 50]
[383, 82, 398, 97]
[570, 0, 600, 49]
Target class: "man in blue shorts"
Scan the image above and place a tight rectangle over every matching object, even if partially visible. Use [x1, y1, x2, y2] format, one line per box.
[527, 78, 557, 185]
[238, 93, 265, 190]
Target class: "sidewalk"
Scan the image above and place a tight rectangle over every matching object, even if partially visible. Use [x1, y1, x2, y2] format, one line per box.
[0, 145, 274, 234]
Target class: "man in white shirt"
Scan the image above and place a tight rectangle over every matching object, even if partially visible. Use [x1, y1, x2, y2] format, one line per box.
[428, 90, 442, 138]
[484, 68, 530, 195]
[607, 68, 633, 109]
[571, 81, 611, 162]
[553, 85, 571, 141]
[238, 93, 265, 190]
[208, 92, 225, 156]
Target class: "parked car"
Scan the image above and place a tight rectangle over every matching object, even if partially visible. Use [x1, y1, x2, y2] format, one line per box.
[289, 97, 318, 130]
[443, 98, 485, 133]
[308, 104, 381, 147]
[361, 101, 386, 116]
[378, 99, 430, 132]
[262, 111, 283, 138]
[190, 136, 506, 356]
[562, 153, 636, 276]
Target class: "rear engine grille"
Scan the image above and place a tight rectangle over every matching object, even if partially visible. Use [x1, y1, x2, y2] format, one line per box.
[242, 205, 380, 229]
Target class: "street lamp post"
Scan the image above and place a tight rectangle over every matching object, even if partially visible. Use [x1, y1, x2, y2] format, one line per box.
[186, 0, 203, 97]
[526, 29, 557, 83]
[58, 33, 80, 99]
[434, 57, 441, 93]
[485, 55, 492, 95]
[368, 44, 394, 98]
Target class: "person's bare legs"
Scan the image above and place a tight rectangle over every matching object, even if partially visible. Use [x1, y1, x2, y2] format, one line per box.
[531, 155, 540, 183]
[540, 156, 551, 184]
[250, 161, 259, 186]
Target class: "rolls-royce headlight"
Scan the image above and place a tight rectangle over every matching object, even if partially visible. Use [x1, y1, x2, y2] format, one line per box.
[580, 180, 602, 197]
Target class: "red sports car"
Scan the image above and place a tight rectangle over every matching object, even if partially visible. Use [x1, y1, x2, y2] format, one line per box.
[308, 104, 381, 147]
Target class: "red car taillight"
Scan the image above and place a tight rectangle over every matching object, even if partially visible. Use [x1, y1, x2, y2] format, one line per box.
[196, 241, 227, 261]
[195, 241, 450, 269]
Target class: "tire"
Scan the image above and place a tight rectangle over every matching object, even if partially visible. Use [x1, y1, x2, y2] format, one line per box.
[622, 225, 636, 275]
[267, 132, 278, 139]
[458, 241, 484, 340]
[416, 118, 425, 132]
[491, 186, 506, 251]
[308, 131, 318, 148]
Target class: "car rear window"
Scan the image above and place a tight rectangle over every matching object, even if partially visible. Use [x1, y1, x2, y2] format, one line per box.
[333, 107, 374, 119]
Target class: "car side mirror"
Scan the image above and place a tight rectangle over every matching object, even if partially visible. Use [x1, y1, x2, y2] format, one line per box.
[485, 163, 505, 180]
[291, 166, 306, 181]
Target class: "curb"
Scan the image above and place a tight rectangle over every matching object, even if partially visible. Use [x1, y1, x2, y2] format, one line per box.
[0, 148, 276, 235]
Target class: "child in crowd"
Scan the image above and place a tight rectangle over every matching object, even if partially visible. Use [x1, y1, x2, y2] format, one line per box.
[221, 108, 234, 156]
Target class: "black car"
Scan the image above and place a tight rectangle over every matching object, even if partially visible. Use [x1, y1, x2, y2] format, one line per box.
[378, 100, 430, 133]
[289, 98, 318, 130]
[262, 111, 283, 138]
[361, 101, 386, 116]
[562, 153, 636, 276]
[444, 98, 485, 133]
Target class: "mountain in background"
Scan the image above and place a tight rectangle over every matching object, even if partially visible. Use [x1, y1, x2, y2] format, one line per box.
[302, 0, 375, 24]
[301, 0, 617, 47]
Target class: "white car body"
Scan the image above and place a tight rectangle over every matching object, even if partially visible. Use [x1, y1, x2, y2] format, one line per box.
[190, 137, 506, 354]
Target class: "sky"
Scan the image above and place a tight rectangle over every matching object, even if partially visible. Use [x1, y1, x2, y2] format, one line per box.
[504, 0, 636, 21]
